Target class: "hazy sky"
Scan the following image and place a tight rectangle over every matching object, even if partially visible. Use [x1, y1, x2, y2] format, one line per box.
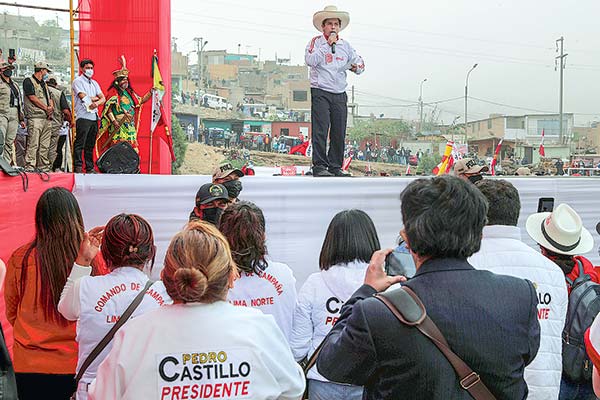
[8, 0, 600, 125]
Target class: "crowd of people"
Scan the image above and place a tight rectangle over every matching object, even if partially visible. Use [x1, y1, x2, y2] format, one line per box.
[0, 56, 153, 174]
[344, 141, 426, 164]
[0, 157, 599, 399]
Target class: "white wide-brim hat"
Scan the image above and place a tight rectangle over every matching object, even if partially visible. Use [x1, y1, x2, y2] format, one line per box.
[526, 203, 594, 255]
[313, 5, 350, 32]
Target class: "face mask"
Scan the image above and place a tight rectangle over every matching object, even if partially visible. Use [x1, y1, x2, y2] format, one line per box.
[468, 174, 483, 184]
[223, 179, 243, 199]
[42, 73, 49, 81]
[2, 69, 12, 78]
[84, 69, 94, 78]
[202, 207, 224, 225]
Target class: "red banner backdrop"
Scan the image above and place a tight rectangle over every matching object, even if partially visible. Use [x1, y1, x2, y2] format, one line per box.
[77, 0, 172, 174]
[0, 173, 76, 355]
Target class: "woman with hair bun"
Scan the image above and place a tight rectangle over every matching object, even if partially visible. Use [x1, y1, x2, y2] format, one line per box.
[89, 221, 305, 400]
[58, 213, 172, 400]
[219, 201, 297, 341]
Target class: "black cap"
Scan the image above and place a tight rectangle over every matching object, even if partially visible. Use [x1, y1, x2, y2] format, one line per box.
[195, 183, 229, 205]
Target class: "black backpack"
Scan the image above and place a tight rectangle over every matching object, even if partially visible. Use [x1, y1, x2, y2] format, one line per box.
[97, 141, 140, 174]
[0, 157, 28, 191]
[562, 260, 600, 382]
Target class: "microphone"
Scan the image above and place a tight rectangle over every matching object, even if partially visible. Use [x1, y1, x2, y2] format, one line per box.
[330, 31, 337, 54]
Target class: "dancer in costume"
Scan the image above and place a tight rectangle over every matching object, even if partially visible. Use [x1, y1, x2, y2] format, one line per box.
[95, 56, 151, 157]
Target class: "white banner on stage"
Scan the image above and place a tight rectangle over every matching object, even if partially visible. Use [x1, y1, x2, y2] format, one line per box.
[73, 175, 600, 288]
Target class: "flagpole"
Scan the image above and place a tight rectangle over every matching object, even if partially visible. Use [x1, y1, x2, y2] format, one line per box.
[148, 92, 154, 174]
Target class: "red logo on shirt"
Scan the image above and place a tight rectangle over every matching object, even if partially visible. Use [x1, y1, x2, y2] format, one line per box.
[326, 54, 333, 64]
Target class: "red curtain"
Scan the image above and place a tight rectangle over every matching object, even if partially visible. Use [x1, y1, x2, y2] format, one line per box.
[77, 0, 172, 174]
[0, 174, 75, 263]
[0, 173, 76, 355]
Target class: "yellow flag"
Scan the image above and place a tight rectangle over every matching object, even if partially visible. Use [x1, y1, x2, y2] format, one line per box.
[153, 53, 164, 92]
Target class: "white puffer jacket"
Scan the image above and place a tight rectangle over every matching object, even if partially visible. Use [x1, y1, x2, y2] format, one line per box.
[290, 260, 367, 382]
[469, 225, 568, 400]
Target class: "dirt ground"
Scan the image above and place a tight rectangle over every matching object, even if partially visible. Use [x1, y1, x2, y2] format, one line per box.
[180, 143, 415, 176]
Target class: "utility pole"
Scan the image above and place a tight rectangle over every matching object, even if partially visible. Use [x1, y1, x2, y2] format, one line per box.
[464, 63, 478, 154]
[351, 85, 356, 116]
[556, 37, 568, 145]
[193, 37, 208, 90]
[419, 78, 427, 134]
[193, 37, 201, 88]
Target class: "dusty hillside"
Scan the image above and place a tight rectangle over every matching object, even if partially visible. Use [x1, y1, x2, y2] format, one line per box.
[180, 143, 414, 176]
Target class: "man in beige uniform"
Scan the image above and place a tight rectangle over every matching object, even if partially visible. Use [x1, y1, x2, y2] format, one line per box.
[0, 61, 25, 164]
[22, 61, 54, 172]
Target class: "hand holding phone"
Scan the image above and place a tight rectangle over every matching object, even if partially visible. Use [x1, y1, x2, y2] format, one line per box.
[365, 249, 406, 292]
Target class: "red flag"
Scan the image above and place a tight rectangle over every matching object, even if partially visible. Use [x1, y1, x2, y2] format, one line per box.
[539, 129, 545, 157]
[490, 138, 503, 176]
[432, 141, 454, 175]
[342, 156, 352, 171]
[445, 156, 455, 174]
[289, 141, 309, 156]
[406, 164, 411, 175]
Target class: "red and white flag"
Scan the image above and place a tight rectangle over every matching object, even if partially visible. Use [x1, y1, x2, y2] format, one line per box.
[432, 141, 454, 175]
[342, 155, 352, 171]
[490, 138, 503, 176]
[406, 164, 411, 175]
[289, 140, 310, 156]
[539, 129, 545, 157]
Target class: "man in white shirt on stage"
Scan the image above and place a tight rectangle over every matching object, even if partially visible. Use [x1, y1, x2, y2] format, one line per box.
[306, 5, 364, 177]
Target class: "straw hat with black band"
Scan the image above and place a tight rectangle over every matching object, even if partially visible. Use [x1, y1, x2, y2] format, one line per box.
[526, 203, 594, 256]
[312, 5, 350, 32]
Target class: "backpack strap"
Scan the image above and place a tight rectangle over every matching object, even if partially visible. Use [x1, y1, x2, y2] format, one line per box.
[577, 259, 586, 278]
[32, 167, 50, 182]
[566, 276, 574, 287]
[375, 286, 497, 400]
[74, 279, 155, 384]
[569, 259, 591, 288]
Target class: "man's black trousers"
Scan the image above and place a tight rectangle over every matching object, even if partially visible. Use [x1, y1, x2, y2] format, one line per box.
[73, 118, 98, 172]
[311, 88, 347, 171]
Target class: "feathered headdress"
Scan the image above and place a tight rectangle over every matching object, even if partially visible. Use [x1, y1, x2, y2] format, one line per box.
[112, 55, 129, 79]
